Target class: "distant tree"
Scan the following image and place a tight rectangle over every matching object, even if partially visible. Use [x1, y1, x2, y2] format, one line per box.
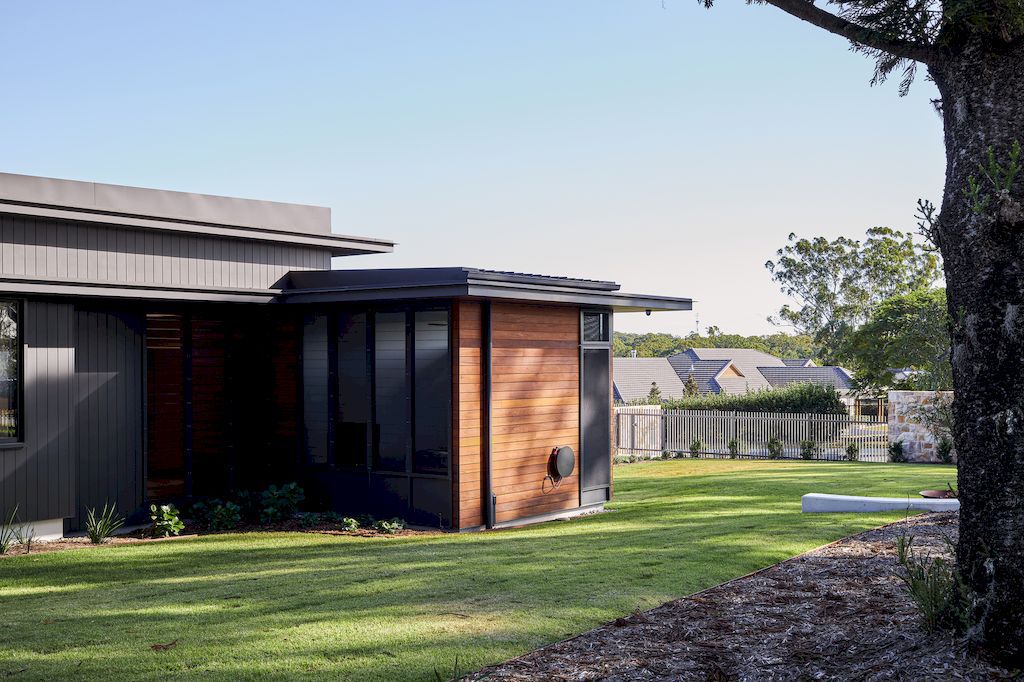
[683, 373, 699, 397]
[765, 228, 940, 364]
[646, 382, 662, 403]
[613, 331, 815, 361]
[844, 288, 951, 393]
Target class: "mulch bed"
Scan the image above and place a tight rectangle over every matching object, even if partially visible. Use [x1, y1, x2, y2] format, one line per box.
[471, 514, 1019, 681]
[0, 521, 434, 558]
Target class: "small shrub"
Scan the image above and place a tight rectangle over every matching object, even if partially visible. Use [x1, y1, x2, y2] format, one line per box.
[845, 442, 860, 462]
[208, 501, 242, 531]
[895, 533, 969, 633]
[373, 518, 406, 534]
[0, 506, 18, 555]
[298, 512, 322, 529]
[355, 513, 376, 528]
[767, 436, 784, 459]
[799, 440, 817, 460]
[150, 504, 185, 537]
[86, 503, 125, 544]
[340, 517, 360, 532]
[260, 482, 305, 524]
[727, 438, 741, 458]
[233, 490, 263, 523]
[13, 521, 36, 554]
[689, 439, 702, 458]
[660, 450, 672, 460]
[321, 511, 343, 525]
[937, 436, 954, 464]
[889, 441, 907, 463]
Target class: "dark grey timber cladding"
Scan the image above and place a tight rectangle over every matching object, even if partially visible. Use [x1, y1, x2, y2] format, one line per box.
[0, 214, 330, 292]
[0, 301, 75, 522]
[71, 308, 144, 530]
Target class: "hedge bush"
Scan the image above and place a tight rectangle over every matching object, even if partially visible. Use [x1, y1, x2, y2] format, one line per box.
[661, 382, 847, 414]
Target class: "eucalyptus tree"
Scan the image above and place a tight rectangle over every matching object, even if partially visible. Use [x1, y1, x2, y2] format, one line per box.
[701, 0, 1024, 663]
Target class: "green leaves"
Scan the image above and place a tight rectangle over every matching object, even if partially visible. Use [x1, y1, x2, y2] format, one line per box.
[765, 228, 941, 365]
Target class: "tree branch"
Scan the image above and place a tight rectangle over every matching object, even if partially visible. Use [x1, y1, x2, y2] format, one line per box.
[760, 0, 937, 64]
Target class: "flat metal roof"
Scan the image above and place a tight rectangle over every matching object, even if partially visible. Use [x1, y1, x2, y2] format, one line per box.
[0, 172, 395, 256]
[280, 267, 693, 312]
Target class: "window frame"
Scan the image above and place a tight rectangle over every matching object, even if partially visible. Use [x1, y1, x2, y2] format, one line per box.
[0, 298, 24, 446]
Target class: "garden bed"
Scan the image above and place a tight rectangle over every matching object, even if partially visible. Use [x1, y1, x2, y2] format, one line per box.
[470, 513, 1015, 680]
[0, 520, 433, 558]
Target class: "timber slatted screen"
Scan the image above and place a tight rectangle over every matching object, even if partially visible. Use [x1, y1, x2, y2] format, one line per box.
[490, 303, 579, 523]
[615, 409, 888, 462]
[146, 313, 185, 499]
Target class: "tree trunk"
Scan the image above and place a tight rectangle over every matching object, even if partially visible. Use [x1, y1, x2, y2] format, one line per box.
[931, 41, 1024, 667]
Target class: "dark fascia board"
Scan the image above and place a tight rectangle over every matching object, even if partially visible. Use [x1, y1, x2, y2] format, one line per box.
[1, 276, 277, 304]
[280, 268, 692, 312]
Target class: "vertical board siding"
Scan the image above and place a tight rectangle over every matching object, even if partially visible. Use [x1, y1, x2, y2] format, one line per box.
[0, 301, 75, 523]
[452, 300, 484, 529]
[0, 214, 329, 291]
[489, 303, 580, 524]
[72, 309, 144, 530]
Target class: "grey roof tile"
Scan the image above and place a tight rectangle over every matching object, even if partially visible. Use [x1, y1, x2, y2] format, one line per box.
[612, 357, 687, 402]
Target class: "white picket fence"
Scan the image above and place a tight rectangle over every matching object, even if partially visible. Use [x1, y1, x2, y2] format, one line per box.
[616, 408, 889, 462]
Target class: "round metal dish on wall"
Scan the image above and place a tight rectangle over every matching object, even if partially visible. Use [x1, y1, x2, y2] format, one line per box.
[550, 445, 575, 480]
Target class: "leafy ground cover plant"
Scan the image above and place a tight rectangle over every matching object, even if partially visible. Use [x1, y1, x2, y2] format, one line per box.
[298, 512, 322, 529]
[373, 518, 406, 534]
[845, 442, 860, 462]
[799, 440, 817, 460]
[260, 483, 305, 524]
[86, 503, 124, 544]
[150, 504, 185, 537]
[208, 501, 242, 531]
[689, 439, 702, 458]
[767, 436, 784, 459]
[889, 441, 907, 463]
[340, 517, 360, 532]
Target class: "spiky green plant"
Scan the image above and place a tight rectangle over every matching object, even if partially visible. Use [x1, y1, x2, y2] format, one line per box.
[85, 503, 124, 544]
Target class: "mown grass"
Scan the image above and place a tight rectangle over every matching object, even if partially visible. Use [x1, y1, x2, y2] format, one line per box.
[0, 460, 956, 680]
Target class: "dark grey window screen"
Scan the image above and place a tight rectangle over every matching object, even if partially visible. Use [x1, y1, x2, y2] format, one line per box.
[337, 313, 369, 468]
[374, 312, 410, 471]
[0, 301, 19, 442]
[413, 310, 450, 474]
[583, 312, 609, 342]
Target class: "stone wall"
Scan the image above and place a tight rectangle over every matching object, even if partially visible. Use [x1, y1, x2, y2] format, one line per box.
[887, 390, 956, 464]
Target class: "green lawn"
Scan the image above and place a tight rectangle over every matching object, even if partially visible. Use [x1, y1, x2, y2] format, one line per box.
[0, 460, 956, 681]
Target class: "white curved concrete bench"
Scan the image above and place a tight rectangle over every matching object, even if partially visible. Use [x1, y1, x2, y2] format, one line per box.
[802, 493, 960, 513]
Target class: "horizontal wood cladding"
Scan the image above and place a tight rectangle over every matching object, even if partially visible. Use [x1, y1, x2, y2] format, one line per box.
[0, 213, 328, 292]
[489, 302, 579, 524]
[452, 300, 484, 528]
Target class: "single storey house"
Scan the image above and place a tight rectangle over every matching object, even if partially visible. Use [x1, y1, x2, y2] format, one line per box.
[0, 172, 690, 538]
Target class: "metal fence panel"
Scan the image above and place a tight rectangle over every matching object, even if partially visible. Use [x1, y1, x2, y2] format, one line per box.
[615, 408, 888, 462]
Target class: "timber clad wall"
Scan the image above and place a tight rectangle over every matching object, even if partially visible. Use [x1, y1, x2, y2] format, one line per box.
[453, 301, 484, 528]
[0, 215, 329, 291]
[490, 303, 580, 523]
[452, 300, 581, 529]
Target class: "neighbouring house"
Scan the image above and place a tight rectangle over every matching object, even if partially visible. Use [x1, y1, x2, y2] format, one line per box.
[614, 348, 855, 403]
[0, 172, 690, 538]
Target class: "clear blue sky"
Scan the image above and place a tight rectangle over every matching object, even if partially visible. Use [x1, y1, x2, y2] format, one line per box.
[0, 1, 944, 336]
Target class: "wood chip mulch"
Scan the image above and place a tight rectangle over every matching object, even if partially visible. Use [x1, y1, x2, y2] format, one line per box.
[471, 513, 1019, 681]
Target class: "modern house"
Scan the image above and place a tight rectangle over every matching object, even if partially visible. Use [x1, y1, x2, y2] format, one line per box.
[0, 172, 691, 538]
[613, 348, 854, 403]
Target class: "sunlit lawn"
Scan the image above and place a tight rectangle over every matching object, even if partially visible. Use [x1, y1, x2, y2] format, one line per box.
[0, 460, 956, 681]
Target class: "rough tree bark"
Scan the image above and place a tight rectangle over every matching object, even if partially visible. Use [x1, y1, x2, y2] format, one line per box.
[931, 40, 1024, 666]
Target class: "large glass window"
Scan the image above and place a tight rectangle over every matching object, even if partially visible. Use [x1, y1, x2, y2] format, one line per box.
[373, 312, 410, 471]
[413, 310, 450, 474]
[583, 311, 610, 342]
[0, 301, 20, 442]
[336, 313, 369, 468]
